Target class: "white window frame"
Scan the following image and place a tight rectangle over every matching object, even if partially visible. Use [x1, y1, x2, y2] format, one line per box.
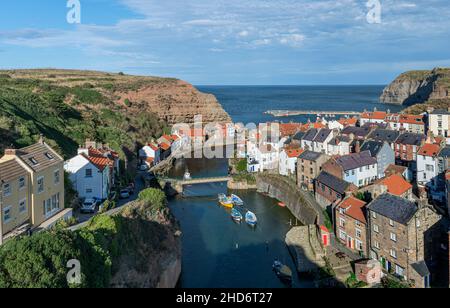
[390, 232, 397, 242]
[3, 206, 12, 223]
[373, 224, 379, 233]
[19, 198, 27, 213]
[372, 212, 377, 219]
[3, 183, 11, 197]
[339, 230, 347, 241]
[374, 241, 380, 249]
[37, 176, 44, 194]
[18, 176, 26, 190]
[390, 249, 397, 259]
[389, 219, 395, 227]
[339, 217, 346, 228]
[356, 228, 362, 239]
[54, 169, 60, 185]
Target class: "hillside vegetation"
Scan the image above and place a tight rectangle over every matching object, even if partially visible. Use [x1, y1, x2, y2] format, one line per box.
[0, 70, 174, 158]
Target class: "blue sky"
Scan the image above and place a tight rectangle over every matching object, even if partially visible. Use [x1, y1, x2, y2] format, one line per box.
[0, 0, 449, 85]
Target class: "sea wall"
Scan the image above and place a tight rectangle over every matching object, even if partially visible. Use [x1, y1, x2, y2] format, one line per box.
[256, 174, 318, 225]
[227, 179, 257, 190]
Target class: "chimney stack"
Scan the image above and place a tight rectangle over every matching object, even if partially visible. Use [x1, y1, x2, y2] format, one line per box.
[39, 134, 44, 144]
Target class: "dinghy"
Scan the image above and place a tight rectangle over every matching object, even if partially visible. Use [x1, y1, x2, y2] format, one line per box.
[245, 211, 257, 226]
[218, 194, 234, 208]
[272, 260, 293, 283]
[231, 208, 243, 223]
[230, 194, 244, 206]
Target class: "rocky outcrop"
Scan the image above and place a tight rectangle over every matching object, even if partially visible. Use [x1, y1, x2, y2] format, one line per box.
[380, 68, 450, 105]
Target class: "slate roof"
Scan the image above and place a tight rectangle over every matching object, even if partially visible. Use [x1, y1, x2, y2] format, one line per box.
[368, 129, 400, 144]
[341, 126, 372, 138]
[431, 109, 450, 115]
[396, 132, 426, 146]
[293, 131, 306, 141]
[335, 151, 377, 171]
[411, 261, 430, 277]
[313, 128, 332, 143]
[439, 146, 450, 158]
[302, 129, 319, 141]
[316, 171, 352, 195]
[367, 193, 418, 225]
[360, 140, 385, 157]
[16, 142, 63, 172]
[298, 150, 324, 162]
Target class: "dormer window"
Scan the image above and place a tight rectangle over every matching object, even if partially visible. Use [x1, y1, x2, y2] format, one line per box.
[45, 152, 54, 160]
[29, 157, 38, 165]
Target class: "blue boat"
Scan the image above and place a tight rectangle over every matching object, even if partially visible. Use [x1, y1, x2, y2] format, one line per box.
[230, 194, 244, 206]
[231, 208, 243, 223]
[245, 211, 257, 226]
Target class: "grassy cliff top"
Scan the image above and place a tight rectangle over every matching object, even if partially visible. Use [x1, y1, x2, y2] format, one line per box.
[397, 67, 450, 84]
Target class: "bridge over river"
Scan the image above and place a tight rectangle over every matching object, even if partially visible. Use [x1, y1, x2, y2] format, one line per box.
[159, 176, 232, 194]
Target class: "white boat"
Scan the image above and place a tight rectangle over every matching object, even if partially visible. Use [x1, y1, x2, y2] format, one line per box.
[183, 169, 191, 180]
[230, 194, 244, 206]
[245, 211, 257, 226]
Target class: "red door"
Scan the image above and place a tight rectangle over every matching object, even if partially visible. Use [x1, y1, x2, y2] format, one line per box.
[322, 234, 328, 246]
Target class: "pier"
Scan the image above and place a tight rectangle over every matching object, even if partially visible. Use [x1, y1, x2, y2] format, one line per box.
[160, 176, 232, 194]
[265, 110, 361, 117]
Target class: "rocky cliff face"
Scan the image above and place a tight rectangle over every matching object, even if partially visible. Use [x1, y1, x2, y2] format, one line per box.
[380, 68, 450, 105]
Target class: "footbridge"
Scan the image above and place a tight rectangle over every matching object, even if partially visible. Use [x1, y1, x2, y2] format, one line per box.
[159, 176, 232, 194]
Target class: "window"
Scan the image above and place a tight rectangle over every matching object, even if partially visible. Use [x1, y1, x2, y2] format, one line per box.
[3, 206, 12, 223]
[29, 157, 38, 165]
[355, 240, 363, 251]
[3, 183, 11, 197]
[54, 169, 60, 185]
[372, 212, 377, 219]
[19, 199, 27, 213]
[390, 249, 397, 259]
[358, 180, 363, 186]
[86, 188, 93, 194]
[374, 241, 380, 249]
[45, 152, 54, 160]
[339, 230, 347, 240]
[85, 169, 93, 178]
[345, 171, 350, 177]
[390, 232, 397, 242]
[373, 224, 379, 233]
[395, 265, 404, 277]
[425, 165, 434, 172]
[19, 176, 25, 189]
[356, 228, 362, 239]
[339, 218, 346, 228]
[51, 193, 60, 211]
[389, 219, 395, 227]
[37, 176, 44, 194]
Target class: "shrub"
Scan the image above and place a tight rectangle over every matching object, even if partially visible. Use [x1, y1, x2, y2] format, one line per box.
[138, 188, 167, 212]
[236, 159, 247, 173]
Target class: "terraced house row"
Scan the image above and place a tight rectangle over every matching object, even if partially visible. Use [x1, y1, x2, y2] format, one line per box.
[0, 137, 70, 245]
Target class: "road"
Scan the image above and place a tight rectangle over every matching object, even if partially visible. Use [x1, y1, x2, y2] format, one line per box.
[73, 171, 147, 224]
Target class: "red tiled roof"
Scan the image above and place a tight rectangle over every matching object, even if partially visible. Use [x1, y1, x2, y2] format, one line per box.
[399, 114, 424, 125]
[286, 148, 304, 158]
[361, 111, 387, 120]
[418, 143, 440, 157]
[82, 151, 113, 172]
[379, 174, 412, 196]
[159, 142, 171, 151]
[146, 157, 154, 163]
[338, 117, 358, 126]
[171, 134, 180, 141]
[279, 123, 303, 137]
[148, 143, 159, 151]
[338, 196, 367, 224]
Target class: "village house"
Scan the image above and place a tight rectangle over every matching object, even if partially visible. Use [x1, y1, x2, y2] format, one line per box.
[394, 132, 426, 168]
[335, 196, 368, 256]
[314, 171, 357, 209]
[279, 148, 304, 177]
[300, 128, 319, 151]
[417, 143, 442, 197]
[354, 259, 382, 285]
[367, 128, 400, 150]
[360, 110, 387, 126]
[386, 114, 426, 134]
[0, 139, 69, 244]
[327, 135, 352, 156]
[64, 147, 113, 201]
[139, 143, 160, 167]
[297, 151, 330, 191]
[362, 174, 413, 200]
[360, 140, 395, 178]
[341, 126, 373, 141]
[429, 109, 450, 139]
[312, 128, 334, 154]
[367, 194, 442, 288]
[384, 164, 411, 181]
[322, 151, 378, 188]
[279, 123, 303, 138]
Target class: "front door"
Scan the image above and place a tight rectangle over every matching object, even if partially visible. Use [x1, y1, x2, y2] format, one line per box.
[347, 236, 354, 249]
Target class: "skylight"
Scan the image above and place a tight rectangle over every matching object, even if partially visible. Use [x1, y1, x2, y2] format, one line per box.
[45, 152, 54, 160]
[29, 157, 38, 165]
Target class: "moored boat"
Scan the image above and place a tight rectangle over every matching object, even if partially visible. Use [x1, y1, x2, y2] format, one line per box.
[218, 194, 234, 208]
[278, 202, 286, 208]
[245, 211, 257, 226]
[272, 260, 293, 283]
[230, 194, 244, 206]
[231, 208, 243, 223]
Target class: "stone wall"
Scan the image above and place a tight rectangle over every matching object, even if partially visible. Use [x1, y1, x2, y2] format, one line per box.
[256, 174, 318, 225]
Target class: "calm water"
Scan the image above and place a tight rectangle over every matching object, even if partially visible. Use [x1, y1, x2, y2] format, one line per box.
[197, 85, 404, 124]
[169, 86, 403, 288]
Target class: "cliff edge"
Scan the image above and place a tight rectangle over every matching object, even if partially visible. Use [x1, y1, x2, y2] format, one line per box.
[380, 68, 450, 106]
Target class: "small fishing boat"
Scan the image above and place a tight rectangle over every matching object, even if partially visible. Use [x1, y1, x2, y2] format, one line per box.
[183, 169, 192, 180]
[278, 202, 286, 208]
[245, 211, 257, 226]
[230, 194, 244, 206]
[231, 208, 243, 223]
[218, 194, 234, 208]
[272, 260, 293, 283]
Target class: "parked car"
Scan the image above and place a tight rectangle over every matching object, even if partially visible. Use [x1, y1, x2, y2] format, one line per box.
[120, 189, 130, 199]
[127, 183, 135, 195]
[139, 164, 149, 171]
[80, 198, 98, 214]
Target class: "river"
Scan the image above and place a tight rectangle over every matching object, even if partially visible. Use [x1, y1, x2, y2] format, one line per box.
[168, 157, 313, 288]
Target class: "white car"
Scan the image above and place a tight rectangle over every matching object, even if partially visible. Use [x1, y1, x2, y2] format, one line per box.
[80, 199, 98, 214]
